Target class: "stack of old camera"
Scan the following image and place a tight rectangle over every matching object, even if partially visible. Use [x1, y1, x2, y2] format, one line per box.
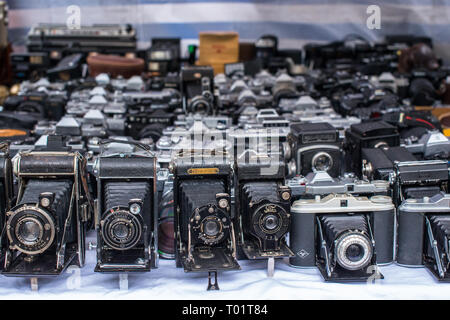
[1, 29, 450, 291]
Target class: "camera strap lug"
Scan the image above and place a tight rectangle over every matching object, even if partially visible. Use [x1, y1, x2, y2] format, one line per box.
[425, 216, 446, 278]
[267, 257, 275, 277]
[207, 271, 219, 291]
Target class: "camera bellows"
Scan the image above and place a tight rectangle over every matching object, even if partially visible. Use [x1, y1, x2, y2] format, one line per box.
[319, 214, 373, 271]
[104, 181, 151, 210]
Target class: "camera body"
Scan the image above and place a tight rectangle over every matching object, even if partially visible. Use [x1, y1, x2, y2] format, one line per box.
[345, 121, 400, 177]
[147, 38, 181, 76]
[235, 152, 292, 260]
[94, 142, 157, 272]
[3, 136, 92, 277]
[397, 193, 450, 281]
[286, 122, 342, 177]
[4, 90, 67, 121]
[0, 144, 13, 262]
[361, 146, 417, 181]
[290, 193, 395, 281]
[172, 152, 240, 273]
[391, 160, 449, 206]
[181, 66, 215, 115]
[403, 131, 450, 160]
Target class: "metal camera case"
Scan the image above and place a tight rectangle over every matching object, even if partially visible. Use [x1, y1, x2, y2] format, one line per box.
[94, 143, 158, 272]
[290, 193, 395, 282]
[3, 137, 92, 277]
[397, 193, 450, 281]
[235, 152, 293, 260]
[172, 151, 240, 275]
[286, 122, 342, 178]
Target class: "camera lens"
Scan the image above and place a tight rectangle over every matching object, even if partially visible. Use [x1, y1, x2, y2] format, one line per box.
[102, 210, 143, 250]
[346, 244, 364, 262]
[18, 219, 41, 244]
[311, 152, 333, 172]
[112, 223, 130, 240]
[204, 220, 220, 237]
[7, 206, 56, 255]
[263, 214, 279, 231]
[335, 231, 372, 271]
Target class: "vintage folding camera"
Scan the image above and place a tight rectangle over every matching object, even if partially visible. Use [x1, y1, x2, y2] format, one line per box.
[171, 151, 239, 290]
[290, 193, 395, 281]
[146, 38, 180, 76]
[285, 122, 342, 177]
[0, 143, 13, 262]
[345, 121, 400, 176]
[181, 66, 215, 115]
[397, 193, 450, 281]
[235, 152, 292, 275]
[3, 136, 92, 287]
[390, 160, 449, 206]
[93, 139, 157, 272]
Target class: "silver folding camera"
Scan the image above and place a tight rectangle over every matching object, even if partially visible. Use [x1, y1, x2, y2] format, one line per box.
[290, 193, 395, 282]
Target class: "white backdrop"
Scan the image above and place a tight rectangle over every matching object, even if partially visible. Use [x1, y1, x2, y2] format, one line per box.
[0, 231, 449, 299]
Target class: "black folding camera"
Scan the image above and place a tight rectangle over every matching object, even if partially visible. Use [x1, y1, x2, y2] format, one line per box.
[391, 160, 449, 206]
[397, 193, 450, 281]
[285, 122, 342, 177]
[94, 140, 157, 272]
[181, 66, 215, 115]
[3, 136, 92, 283]
[345, 121, 400, 176]
[235, 152, 292, 274]
[290, 193, 395, 282]
[172, 151, 239, 290]
[0, 144, 13, 263]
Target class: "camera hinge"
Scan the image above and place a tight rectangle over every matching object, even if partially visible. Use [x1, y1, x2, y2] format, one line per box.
[425, 216, 446, 278]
